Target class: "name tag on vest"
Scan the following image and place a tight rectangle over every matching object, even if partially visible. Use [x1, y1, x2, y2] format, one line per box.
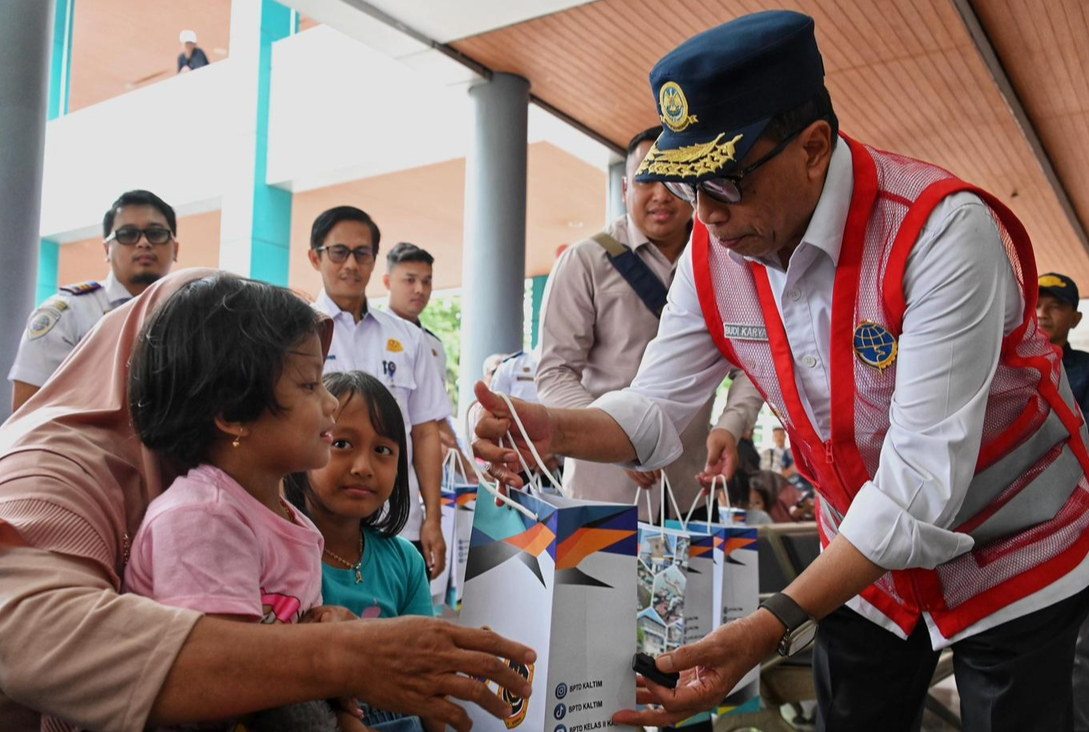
[723, 323, 768, 341]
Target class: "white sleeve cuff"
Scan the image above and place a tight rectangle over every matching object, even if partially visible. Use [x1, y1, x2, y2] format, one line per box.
[837, 481, 975, 570]
[592, 390, 683, 471]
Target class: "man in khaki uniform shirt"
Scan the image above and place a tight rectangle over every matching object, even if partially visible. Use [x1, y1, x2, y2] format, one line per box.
[537, 128, 762, 518]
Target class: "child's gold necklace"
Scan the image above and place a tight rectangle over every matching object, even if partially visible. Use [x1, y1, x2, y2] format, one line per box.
[324, 533, 364, 584]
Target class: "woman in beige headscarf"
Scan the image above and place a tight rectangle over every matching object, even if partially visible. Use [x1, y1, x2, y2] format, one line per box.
[0, 269, 533, 732]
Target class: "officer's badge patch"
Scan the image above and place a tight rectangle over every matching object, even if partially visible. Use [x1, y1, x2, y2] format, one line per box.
[27, 306, 63, 340]
[659, 81, 698, 132]
[853, 322, 897, 370]
[386, 338, 404, 353]
[59, 281, 102, 296]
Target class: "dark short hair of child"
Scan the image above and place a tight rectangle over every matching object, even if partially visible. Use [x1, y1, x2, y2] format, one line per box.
[284, 370, 411, 538]
[129, 273, 327, 469]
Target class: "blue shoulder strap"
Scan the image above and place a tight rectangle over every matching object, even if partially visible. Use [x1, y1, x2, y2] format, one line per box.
[591, 232, 668, 318]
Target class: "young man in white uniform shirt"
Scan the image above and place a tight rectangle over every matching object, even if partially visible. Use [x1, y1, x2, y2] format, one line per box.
[8, 190, 180, 412]
[309, 207, 450, 578]
[473, 11, 1089, 731]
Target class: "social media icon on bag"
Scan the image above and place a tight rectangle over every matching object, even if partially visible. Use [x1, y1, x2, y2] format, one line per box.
[555, 682, 567, 699]
[554, 703, 567, 720]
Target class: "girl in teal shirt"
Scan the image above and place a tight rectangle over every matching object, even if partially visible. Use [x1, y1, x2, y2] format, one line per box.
[286, 371, 434, 731]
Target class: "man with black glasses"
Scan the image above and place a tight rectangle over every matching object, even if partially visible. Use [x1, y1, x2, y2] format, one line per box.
[309, 206, 451, 581]
[8, 189, 180, 411]
[474, 10, 1089, 730]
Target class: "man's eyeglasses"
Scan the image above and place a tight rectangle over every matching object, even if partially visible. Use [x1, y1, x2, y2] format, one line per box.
[105, 227, 174, 246]
[316, 245, 375, 264]
[663, 126, 807, 205]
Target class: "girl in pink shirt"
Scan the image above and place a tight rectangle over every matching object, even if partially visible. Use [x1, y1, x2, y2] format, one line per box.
[123, 275, 362, 730]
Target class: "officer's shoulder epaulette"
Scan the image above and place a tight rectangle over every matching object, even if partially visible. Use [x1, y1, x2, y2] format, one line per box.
[501, 351, 524, 364]
[59, 281, 102, 296]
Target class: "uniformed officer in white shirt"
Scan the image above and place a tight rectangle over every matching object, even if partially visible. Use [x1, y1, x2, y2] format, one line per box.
[491, 350, 541, 403]
[309, 207, 451, 578]
[8, 190, 180, 412]
[383, 242, 449, 390]
[382, 241, 476, 473]
[472, 11, 1089, 730]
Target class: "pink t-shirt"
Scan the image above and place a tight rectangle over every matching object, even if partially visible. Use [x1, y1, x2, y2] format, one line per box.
[124, 464, 324, 623]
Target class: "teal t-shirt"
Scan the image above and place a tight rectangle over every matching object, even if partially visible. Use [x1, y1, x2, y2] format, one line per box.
[321, 527, 434, 619]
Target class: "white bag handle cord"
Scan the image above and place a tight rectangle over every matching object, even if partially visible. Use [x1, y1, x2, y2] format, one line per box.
[494, 392, 564, 495]
[463, 403, 538, 521]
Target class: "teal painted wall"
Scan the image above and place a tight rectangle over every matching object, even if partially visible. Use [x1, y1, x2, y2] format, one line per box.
[36, 241, 60, 306]
[48, 0, 73, 120]
[530, 274, 548, 348]
[249, 0, 293, 286]
[39, 0, 74, 301]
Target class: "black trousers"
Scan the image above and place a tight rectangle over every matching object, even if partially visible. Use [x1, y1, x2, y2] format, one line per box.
[813, 586, 1089, 732]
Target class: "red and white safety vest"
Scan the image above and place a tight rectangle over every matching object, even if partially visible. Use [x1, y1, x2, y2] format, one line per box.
[694, 135, 1089, 639]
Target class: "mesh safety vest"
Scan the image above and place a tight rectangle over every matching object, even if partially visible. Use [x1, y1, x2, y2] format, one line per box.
[694, 136, 1089, 639]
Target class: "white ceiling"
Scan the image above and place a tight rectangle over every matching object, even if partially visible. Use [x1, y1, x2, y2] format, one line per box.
[289, 0, 598, 44]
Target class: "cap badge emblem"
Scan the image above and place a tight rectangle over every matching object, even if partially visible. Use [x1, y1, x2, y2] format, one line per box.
[659, 82, 698, 132]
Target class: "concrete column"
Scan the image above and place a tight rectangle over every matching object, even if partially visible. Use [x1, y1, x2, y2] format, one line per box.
[607, 158, 626, 222]
[1, 0, 55, 422]
[219, 0, 293, 285]
[458, 73, 530, 418]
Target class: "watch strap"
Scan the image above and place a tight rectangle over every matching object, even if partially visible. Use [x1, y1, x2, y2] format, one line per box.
[759, 592, 811, 633]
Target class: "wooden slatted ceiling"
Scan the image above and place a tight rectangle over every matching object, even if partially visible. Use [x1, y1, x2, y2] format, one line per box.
[452, 0, 1089, 285]
[972, 0, 1089, 277]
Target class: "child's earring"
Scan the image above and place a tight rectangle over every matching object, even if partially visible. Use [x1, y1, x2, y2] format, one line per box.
[232, 432, 243, 448]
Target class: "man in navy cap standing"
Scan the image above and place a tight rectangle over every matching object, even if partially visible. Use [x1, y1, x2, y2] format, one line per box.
[471, 9, 1089, 730]
[1038, 272, 1089, 416]
[1037, 271, 1089, 732]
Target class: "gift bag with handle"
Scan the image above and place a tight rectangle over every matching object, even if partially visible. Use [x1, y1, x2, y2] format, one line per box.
[680, 476, 761, 713]
[457, 396, 638, 731]
[665, 480, 729, 647]
[636, 474, 692, 659]
[438, 450, 478, 610]
[430, 451, 461, 604]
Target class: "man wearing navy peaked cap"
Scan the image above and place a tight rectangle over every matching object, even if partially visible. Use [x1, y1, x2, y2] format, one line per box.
[471, 10, 1089, 730]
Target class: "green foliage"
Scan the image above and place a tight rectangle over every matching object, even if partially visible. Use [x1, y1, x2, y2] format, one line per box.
[419, 294, 463, 411]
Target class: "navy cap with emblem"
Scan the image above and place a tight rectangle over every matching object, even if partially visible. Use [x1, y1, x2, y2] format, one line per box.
[636, 10, 825, 183]
[1039, 273, 1080, 307]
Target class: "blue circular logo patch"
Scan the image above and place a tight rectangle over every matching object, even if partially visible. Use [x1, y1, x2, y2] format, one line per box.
[853, 322, 898, 370]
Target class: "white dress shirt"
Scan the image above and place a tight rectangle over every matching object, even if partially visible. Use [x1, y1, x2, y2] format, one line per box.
[595, 141, 1089, 647]
[9, 272, 135, 387]
[315, 291, 452, 540]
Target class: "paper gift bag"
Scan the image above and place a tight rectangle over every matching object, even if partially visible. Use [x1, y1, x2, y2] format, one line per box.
[636, 475, 692, 659]
[674, 478, 760, 711]
[430, 453, 461, 602]
[446, 467, 478, 610]
[458, 481, 638, 731]
[664, 521, 723, 646]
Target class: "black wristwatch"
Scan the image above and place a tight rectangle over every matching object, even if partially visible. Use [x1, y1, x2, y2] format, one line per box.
[759, 592, 818, 657]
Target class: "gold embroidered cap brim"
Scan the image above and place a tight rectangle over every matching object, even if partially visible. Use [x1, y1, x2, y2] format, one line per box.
[636, 132, 745, 179]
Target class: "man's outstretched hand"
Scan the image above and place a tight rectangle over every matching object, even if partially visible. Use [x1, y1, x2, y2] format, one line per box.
[471, 381, 555, 489]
